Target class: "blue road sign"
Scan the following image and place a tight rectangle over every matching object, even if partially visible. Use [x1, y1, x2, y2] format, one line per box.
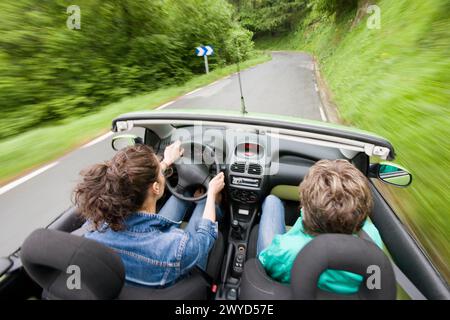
[195, 45, 214, 57]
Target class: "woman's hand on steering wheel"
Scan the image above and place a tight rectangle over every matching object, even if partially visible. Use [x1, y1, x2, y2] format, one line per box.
[162, 140, 184, 167]
[165, 141, 221, 202]
[207, 172, 225, 199]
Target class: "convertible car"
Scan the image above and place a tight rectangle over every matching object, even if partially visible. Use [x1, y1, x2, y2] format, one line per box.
[0, 109, 448, 300]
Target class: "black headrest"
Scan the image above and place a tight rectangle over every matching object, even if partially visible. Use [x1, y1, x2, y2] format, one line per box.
[21, 229, 125, 300]
[291, 234, 396, 299]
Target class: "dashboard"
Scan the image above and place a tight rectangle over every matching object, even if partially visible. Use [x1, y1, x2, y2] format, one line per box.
[145, 125, 348, 207]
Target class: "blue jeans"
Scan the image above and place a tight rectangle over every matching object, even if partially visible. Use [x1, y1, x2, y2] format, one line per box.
[257, 195, 286, 255]
[159, 195, 223, 237]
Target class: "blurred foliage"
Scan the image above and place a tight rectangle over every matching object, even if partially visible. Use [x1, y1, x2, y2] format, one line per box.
[311, 0, 359, 18]
[253, 0, 450, 280]
[0, 0, 253, 140]
[229, 0, 308, 36]
[228, 0, 359, 37]
[0, 53, 271, 185]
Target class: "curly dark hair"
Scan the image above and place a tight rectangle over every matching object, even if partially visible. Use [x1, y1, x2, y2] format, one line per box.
[73, 144, 160, 231]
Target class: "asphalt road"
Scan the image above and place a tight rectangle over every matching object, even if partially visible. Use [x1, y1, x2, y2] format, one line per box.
[0, 52, 324, 257]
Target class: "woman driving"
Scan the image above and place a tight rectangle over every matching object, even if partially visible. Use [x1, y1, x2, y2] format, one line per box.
[73, 141, 225, 287]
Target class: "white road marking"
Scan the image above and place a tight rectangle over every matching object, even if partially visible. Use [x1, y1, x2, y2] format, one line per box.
[158, 76, 232, 108]
[156, 101, 175, 110]
[0, 162, 59, 195]
[81, 131, 114, 149]
[207, 80, 220, 87]
[319, 105, 328, 122]
[1, 132, 113, 194]
[184, 87, 203, 96]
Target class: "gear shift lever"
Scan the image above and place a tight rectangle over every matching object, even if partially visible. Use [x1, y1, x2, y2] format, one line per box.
[231, 219, 241, 240]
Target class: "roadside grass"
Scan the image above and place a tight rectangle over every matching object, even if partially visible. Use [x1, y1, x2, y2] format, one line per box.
[0, 53, 271, 184]
[257, 0, 450, 281]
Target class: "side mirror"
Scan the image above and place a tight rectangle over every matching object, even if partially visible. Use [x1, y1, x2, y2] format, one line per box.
[111, 134, 143, 151]
[370, 162, 412, 187]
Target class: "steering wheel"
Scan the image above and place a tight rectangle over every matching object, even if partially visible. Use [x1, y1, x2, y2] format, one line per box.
[165, 141, 221, 202]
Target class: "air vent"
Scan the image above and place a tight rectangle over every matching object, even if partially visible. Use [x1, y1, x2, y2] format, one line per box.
[230, 162, 246, 173]
[248, 163, 262, 175]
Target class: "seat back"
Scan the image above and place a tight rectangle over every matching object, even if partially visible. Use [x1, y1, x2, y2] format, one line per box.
[21, 228, 125, 300]
[291, 234, 396, 300]
[240, 233, 396, 300]
[21, 228, 224, 300]
[240, 258, 292, 300]
[118, 271, 209, 300]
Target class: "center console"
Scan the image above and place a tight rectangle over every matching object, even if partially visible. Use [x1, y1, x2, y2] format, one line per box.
[216, 142, 268, 300]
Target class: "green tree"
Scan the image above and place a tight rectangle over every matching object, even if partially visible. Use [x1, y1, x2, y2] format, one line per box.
[0, 0, 253, 140]
[232, 0, 307, 37]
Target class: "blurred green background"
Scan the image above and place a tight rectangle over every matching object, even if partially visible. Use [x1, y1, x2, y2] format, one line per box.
[0, 0, 254, 140]
[254, 0, 450, 281]
[0, 0, 449, 282]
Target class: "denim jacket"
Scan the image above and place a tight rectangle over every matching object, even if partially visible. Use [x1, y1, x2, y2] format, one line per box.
[84, 212, 218, 287]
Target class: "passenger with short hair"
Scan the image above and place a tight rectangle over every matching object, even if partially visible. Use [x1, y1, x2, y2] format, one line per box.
[257, 159, 382, 294]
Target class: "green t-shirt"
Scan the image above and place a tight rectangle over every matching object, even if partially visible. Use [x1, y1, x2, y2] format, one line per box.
[258, 216, 383, 294]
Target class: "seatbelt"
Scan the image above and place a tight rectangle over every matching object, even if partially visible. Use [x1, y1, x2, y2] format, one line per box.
[193, 265, 220, 296]
[193, 265, 213, 286]
[193, 265, 219, 291]
[358, 229, 426, 300]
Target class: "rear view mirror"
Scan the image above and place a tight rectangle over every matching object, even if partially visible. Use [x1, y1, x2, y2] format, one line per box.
[371, 162, 412, 187]
[111, 134, 143, 151]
